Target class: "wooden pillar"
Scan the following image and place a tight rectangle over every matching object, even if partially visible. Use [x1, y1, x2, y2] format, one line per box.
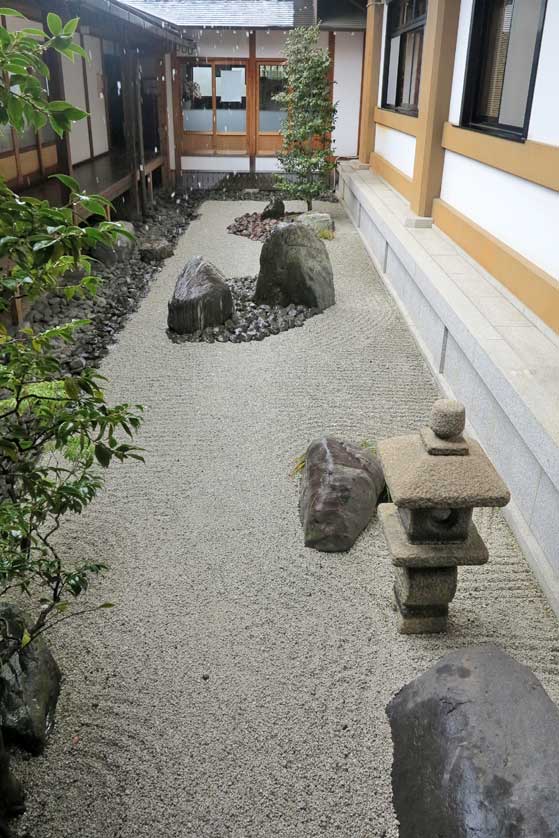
[248, 30, 256, 172]
[81, 32, 95, 160]
[171, 52, 182, 182]
[158, 55, 170, 186]
[41, 8, 72, 179]
[410, 0, 461, 218]
[358, 1, 384, 165]
[134, 52, 148, 215]
[122, 47, 141, 216]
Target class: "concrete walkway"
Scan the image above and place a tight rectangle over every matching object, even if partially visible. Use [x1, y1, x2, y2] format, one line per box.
[15, 201, 559, 838]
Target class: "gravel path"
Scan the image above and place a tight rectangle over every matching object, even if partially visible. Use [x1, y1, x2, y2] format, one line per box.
[14, 200, 559, 838]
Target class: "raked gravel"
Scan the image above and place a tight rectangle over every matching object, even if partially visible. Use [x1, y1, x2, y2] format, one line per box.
[12, 200, 559, 838]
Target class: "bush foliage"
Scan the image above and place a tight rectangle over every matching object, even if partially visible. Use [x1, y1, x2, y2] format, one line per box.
[0, 9, 142, 666]
[275, 25, 337, 210]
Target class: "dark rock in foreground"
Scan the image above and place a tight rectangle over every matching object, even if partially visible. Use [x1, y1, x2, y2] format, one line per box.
[0, 604, 61, 754]
[168, 256, 233, 335]
[261, 196, 285, 220]
[254, 223, 335, 312]
[387, 645, 559, 838]
[299, 438, 385, 552]
[0, 729, 24, 835]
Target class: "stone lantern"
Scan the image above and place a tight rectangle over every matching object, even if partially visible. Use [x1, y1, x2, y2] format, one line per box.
[378, 399, 510, 634]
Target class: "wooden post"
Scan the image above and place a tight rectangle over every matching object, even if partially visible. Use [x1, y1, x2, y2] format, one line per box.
[410, 0, 461, 218]
[122, 46, 141, 217]
[358, 1, 384, 165]
[134, 52, 148, 215]
[81, 32, 95, 160]
[248, 30, 256, 172]
[171, 52, 182, 182]
[42, 10, 72, 182]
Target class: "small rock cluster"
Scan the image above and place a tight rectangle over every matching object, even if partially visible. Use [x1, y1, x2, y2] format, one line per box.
[227, 211, 285, 242]
[168, 222, 335, 344]
[25, 194, 200, 373]
[168, 274, 320, 344]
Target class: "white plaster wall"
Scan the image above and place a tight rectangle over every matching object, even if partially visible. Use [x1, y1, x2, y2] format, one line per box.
[83, 35, 109, 157]
[62, 47, 90, 165]
[332, 31, 364, 158]
[440, 151, 559, 279]
[184, 28, 250, 58]
[528, 0, 559, 145]
[181, 155, 250, 172]
[374, 124, 416, 178]
[448, 0, 473, 124]
[164, 54, 175, 170]
[256, 28, 327, 58]
[255, 156, 282, 172]
[256, 29, 287, 58]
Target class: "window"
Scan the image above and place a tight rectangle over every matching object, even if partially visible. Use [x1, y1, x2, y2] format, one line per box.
[382, 0, 427, 116]
[181, 62, 247, 134]
[461, 0, 547, 141]
[182, 63, 212, 132]
[258, 64, 287, 133]
[215, 64, 246, 133]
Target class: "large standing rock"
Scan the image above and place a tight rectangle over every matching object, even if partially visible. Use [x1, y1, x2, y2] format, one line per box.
[0, 729, 24, 836]
[387, 645, 559, 838]
[168, 256, 233, 335]
[254, 223, 335, 311]
[261, 196, 285, 220]
[299, 438, 385, 552]
[0, 604, 61, 754]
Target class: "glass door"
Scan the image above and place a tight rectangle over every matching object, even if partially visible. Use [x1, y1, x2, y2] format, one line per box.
[181, 60, 248, 155]
[257, 62, 287, 155]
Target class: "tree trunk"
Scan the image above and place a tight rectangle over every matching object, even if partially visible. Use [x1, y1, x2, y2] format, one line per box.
[307, 198, 312, 211]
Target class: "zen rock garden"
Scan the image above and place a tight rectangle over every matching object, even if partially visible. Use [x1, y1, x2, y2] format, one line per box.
[294, 398, 559, 833]
[167, 217, 335, 343]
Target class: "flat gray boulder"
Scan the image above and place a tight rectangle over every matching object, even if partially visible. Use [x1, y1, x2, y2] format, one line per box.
[296, 211, 334, 236]
[168, 256, 233, 335]
[254, 223, 335, 311]
[140, 238, 174, 263]
[299, 437, 385, 552]
[0, 604, 61, 754]
[387, 645, 559, 838]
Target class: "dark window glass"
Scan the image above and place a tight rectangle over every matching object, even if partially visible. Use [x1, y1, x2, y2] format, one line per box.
[462, 0, 547, 140]
[382, 0, 427, 116]
[259, 64, 287, 132]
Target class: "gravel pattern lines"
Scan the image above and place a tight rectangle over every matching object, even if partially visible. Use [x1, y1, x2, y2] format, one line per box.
[11, 200, 559, 838]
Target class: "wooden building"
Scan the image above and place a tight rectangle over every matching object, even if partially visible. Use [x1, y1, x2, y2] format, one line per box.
[115, 0, 367, 185]
[1, 0, 195, 215]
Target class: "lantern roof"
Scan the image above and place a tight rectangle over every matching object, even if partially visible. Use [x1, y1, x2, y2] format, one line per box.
[378, 400, 510, 509]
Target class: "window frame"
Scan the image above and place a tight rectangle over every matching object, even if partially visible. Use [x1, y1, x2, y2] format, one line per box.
[381, 0, 427, 118]
[180, 58, 249, 138]
[460, 0, 548, 143]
